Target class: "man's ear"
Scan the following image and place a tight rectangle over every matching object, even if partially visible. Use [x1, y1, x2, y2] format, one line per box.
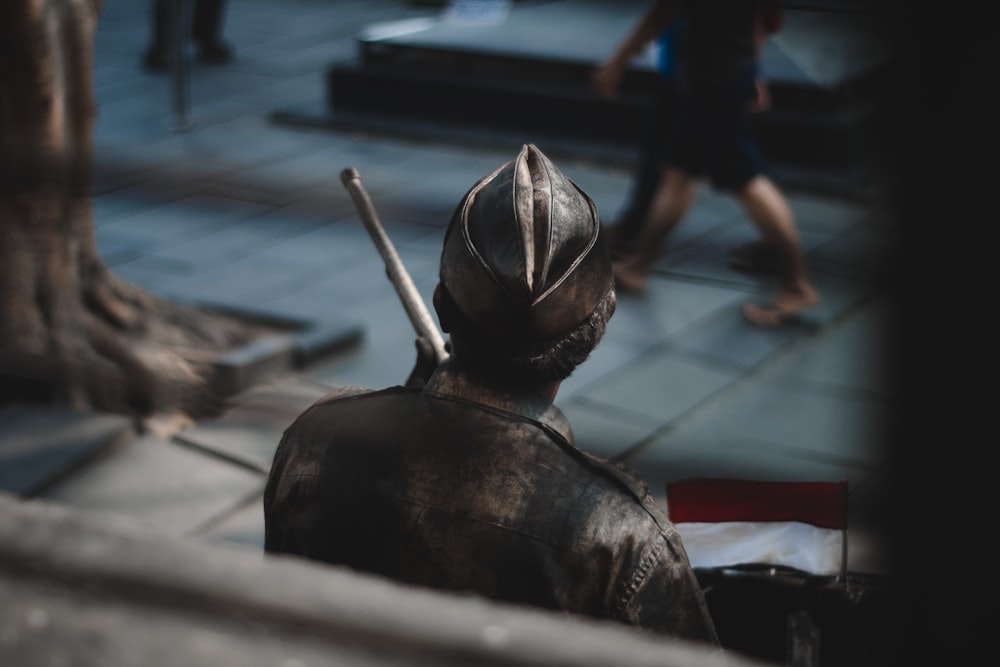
[433, 283, 451, 333]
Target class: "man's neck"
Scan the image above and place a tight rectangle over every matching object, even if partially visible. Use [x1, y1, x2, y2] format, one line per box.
[425, 359, 560, 406]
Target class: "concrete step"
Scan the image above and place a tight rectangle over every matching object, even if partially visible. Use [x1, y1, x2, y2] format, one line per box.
[302, 1, 897, 197]
[327, 59, 885, 170]
[0, 492, 750, 667]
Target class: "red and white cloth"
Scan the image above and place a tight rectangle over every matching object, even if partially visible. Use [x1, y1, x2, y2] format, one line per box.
[666, 478, 848, 577]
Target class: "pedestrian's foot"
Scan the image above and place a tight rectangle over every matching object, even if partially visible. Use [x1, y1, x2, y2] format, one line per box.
[197, 41, 234, 64]
[742, 303, 809, 328]
[742, 289, 820, 328]
[612, 258, 650, 293]
[142, 47, 172, 72]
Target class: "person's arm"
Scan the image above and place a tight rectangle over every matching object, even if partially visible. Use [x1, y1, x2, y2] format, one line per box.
[750, 2, 783, 112]
[591, 0, 680, 99]
[750, 78, 771, 112]
[616, 530, 721, 645]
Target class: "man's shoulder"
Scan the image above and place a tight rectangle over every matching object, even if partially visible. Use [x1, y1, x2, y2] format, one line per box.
[281, 385, 415, 437]
[310, 384, 430, 407]
[574, 452, 674, 533]
[312, 385, 376, 407]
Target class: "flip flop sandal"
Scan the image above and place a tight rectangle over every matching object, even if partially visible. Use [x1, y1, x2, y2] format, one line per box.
[742, 303, 817, 330]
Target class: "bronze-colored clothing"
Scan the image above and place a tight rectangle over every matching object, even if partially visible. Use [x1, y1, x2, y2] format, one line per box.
[264, 362, 718, 644]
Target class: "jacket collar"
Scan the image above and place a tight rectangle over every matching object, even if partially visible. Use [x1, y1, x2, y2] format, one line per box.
[422, 360, 575, 445]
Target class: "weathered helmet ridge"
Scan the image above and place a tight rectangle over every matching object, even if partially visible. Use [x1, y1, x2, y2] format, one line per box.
[440, 144, 613, 341]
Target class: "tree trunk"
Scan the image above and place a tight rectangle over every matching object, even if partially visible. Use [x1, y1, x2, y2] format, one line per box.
[1, 0, 273, 428]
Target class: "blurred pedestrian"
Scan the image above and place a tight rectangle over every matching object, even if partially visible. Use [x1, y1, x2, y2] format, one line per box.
[596, 0, 819, 327]
[264, 144, 721, 645]
[593, 17, 682, 259]
[143, 0, 234, 72]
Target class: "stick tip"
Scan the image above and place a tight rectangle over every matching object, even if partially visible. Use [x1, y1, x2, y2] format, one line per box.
[340, 167, 360, 186]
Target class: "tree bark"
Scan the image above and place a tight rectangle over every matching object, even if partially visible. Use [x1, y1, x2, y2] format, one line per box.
[1, 0, 273, 427]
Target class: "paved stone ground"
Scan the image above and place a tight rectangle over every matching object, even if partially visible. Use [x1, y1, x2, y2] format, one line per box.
[2, 0, 897, 593]
[0, 2, 921, 665]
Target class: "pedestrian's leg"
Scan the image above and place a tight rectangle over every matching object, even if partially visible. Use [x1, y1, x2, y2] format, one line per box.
[610, 80, 677, 256]
[736, 176, 820, 324]
[192, 0, 233, 63]
[612, 167, 698, 293]
[142, 0, 172, 71]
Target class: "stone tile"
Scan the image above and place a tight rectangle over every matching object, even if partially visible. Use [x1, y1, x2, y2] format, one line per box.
[263, 249, 437, 319]
[97, 204, 240, 253]
[797, 270, 882, 324]
[557, 400, 662, 461]
[769, 297, 892, 397]
[96, 228, 155, 267]
[729, 265, 880, 329]
[174, 376, 335, 471]
[146, 226, 296, 277]
[0, 405, 134, 497]
[554, 162, 630, 215]
[557, 338, 646, 401]
[663, 227, 833, 287]
[603, 278, 747, 348]
[235, 146, 367, 199]
[95, 95, 178, 135]
[639, 375, 889, 469]
[140, 255, 328, 310]
[688, 186, 746, 220]
[186, 69, 282, 106]
[250, 222, 374, 274]
[224, 42, 347, 82]
[372, 170, 484, 219]
[578, 348, 741, 425]
[37, 435, 266, 536]
[93, 191, 172, 224]
[103, 262, 197, 300]
[302, 294, 426, 391]
[163, 117, 323, 168]
[646, 211, 734, 257]
[785, 191, 874, 234]
[399, 225, 448, 255]
[669, 304, 813, 370]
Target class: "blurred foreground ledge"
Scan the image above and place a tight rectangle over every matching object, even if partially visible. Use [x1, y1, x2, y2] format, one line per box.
[0, 492, 763, 667]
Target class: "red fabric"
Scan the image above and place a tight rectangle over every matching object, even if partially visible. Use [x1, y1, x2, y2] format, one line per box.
[666, 478, 848, 529]
[761, 2, 784, 33]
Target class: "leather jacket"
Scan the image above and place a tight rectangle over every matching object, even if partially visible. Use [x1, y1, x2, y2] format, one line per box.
[264, 361, 719, 645]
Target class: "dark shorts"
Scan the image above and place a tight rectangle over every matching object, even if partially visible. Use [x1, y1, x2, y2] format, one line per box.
[659, 96, 766, 191]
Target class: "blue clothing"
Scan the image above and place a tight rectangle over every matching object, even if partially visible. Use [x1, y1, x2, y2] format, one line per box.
[658, 0, 769, 191]
[610, 21, 683, 246]
[656, 19, 683, 79]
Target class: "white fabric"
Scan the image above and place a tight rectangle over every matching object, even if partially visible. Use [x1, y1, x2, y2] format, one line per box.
[676, 520, 844, 576]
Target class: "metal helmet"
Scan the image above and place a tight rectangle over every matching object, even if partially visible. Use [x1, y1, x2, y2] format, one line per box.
[440, 144, 613, 341]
